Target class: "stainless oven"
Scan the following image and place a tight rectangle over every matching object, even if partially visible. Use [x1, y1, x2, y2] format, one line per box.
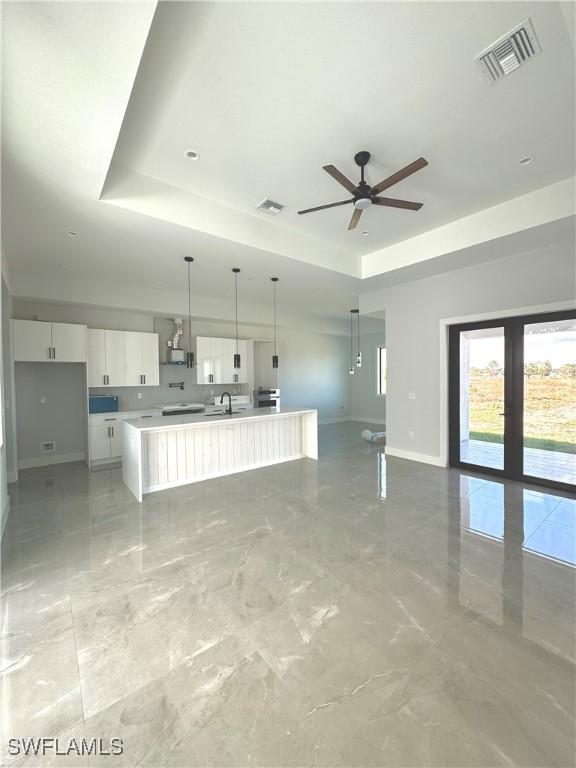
[255, 388, 280, 408]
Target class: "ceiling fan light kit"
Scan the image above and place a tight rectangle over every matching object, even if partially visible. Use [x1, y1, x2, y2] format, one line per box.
[298, 150, 428, 230]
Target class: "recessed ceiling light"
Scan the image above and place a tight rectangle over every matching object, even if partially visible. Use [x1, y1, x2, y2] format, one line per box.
[67, 231, 78, 237]
[361, 231, 369, 236]
[59, 263, 72, 269]
[185, 150, 200, 160]
[519, 156, 534, 165]
[154, 280, 165, 286]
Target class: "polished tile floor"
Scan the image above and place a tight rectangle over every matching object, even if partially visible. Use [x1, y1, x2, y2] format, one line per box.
[1, 423, 575, 767]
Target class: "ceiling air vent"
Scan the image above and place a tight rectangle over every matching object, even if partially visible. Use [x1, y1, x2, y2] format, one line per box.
[256, 199, 284, 216]
[476, 18, 542, 84]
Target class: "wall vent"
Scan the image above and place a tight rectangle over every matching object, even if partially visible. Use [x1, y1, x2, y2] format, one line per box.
[41, 441, 55, 453]
[256, 199, 284, 215]
[476, 19, 542, 84]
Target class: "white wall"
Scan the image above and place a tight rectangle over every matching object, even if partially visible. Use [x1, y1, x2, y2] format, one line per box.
[360, 242, 576, 463]
[12, 300, 352, 425]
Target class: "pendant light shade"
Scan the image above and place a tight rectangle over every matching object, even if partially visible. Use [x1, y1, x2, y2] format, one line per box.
[271, 277, 279, 369]
[232, 268, 241, 369]
[349, 310, 355, 375]
[184, 257, 195, 368]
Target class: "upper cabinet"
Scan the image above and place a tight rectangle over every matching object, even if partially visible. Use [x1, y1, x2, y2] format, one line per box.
[196, 336, 248, 385]
[87, 329, 159, 388]
[124, 331, 160, 386]
[12, 320, 86, 363]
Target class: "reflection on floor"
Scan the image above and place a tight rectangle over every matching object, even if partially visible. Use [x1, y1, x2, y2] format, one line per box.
[2, 423, 575, 767]
[461, 438, 576, 484]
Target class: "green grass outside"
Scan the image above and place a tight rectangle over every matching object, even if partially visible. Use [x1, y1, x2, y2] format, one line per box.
[469, 431, 576, 454]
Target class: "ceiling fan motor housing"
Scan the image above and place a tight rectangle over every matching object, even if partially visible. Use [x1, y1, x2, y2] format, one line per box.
[354, 151, 371, 167]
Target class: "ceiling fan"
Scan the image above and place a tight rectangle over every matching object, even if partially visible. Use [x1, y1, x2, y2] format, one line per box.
[298, 151, 428, 230]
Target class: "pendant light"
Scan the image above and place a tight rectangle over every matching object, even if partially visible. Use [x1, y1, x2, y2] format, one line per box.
[232, 268, 241, 369]
[349, 310, 355, 375]
[271, 277, 279, 369]
[354, 308, 362, 368]
[184, 257, 195, 368]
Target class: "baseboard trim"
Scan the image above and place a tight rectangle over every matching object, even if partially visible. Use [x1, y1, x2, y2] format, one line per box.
[318, 417, 350, 425]
[18, 452, 86, 470]
[350, 417, 386, 426]
[385, 446, 446, 467]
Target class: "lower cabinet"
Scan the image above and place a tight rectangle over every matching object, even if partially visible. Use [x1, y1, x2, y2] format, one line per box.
[90, 422, 121, 462]
[89, 412, 156, 463]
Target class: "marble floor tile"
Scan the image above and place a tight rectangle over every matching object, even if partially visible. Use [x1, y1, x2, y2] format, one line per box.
[1, 423, 575, 767]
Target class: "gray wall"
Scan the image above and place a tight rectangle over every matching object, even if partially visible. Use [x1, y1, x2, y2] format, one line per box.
[1, 277, 12, 535]
[350, 320, 386, 425]
[15, 363, 87, 467]
[12, 300, 352, 425]
[361, 242, 576, 461]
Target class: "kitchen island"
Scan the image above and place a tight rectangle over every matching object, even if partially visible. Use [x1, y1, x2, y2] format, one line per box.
[122, 407, 318, 501]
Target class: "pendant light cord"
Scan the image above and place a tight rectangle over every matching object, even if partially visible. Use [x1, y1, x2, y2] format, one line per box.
[187, 262, 192, 357]
[350, 311, 353, 365]
[235, 271, 239, 354]
[273, 281, 277, 355]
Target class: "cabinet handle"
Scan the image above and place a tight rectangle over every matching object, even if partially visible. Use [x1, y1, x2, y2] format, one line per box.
[143, 374, 146, 384]
[104, 418, 116, 421]
[111, 426, 114, 437]
[107, 426, 111, 437]
[52, 347, 56, 360]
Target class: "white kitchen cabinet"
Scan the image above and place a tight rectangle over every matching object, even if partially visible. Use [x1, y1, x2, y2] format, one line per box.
[50, 323, 87, 362]
[124, 331, 159, 386]
[12, 319, 86, 363]
[195, 336, 249, 385]
[90, 424, 114, 461]
[141, 333, 160, 386]
[87, 329, 125, 387]
[89, 411, 157, 464]
[196, 337, 213, 384]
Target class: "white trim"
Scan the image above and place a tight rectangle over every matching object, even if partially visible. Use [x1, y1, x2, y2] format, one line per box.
[350, 417, 386, 426]
[438, 300, 576, 467]
[319, 417, 350, 425]
[385, 446, 446, 467]
[18, 451, 85, 469]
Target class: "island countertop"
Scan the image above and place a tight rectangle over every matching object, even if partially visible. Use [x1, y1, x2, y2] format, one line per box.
[124, 406, 316, 432]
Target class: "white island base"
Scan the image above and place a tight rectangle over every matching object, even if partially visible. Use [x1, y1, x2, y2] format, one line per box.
[122, 407, 318, 502]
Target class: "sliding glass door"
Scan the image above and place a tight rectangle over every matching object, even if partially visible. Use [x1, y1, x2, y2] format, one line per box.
[449, 310, 575, 492]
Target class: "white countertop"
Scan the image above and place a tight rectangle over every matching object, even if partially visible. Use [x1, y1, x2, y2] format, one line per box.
[124, 407, 316, 433]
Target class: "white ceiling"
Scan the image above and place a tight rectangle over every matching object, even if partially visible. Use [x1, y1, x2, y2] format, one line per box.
[112, 1, 575, 253]
[2, 0, 575, 325]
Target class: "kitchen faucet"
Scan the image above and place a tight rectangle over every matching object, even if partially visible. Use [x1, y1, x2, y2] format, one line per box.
[220, 391, 233, 415]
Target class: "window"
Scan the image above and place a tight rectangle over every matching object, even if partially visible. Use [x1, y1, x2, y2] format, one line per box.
[377, 346, 386, 395]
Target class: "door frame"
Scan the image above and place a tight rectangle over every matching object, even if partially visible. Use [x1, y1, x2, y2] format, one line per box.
[449, 309, 575, 494]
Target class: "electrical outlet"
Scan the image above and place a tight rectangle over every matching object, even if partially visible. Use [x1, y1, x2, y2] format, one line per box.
[209, 389, 214, 396]
[408, 392, 416, 400]
[408, 430, 415, 439]
[40, 396, 47, 405]
[137, 392, 142, 399]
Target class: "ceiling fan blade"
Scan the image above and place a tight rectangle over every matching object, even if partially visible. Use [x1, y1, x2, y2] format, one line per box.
[373, 196, 423, 211]
[323, 165, 357, 193]
[371, 157, 428, 195]
[298, 199, 353, 215]
[348, 208, 362, 230]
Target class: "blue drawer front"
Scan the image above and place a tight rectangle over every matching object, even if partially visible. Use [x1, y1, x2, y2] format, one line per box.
[89, 395, 119, 414]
